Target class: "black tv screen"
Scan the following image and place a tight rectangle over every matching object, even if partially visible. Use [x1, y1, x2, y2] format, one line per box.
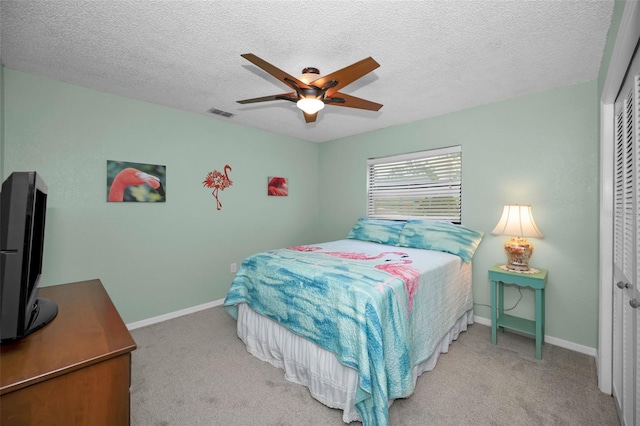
[1, 171, 58, 343]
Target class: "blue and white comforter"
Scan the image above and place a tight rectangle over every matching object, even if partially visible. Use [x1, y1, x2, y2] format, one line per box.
[224, 239, 473, 426]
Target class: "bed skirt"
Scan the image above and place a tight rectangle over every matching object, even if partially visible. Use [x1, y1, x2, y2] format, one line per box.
[237, 303, 474, 423]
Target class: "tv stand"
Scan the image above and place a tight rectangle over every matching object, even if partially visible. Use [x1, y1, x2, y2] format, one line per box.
[0, 279, 136, 425]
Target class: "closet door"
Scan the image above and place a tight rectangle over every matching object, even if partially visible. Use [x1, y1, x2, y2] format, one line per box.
[612, 48, 639, 426]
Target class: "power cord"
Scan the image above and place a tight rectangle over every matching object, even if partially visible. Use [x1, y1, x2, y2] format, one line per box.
[473, 287, 523, 312]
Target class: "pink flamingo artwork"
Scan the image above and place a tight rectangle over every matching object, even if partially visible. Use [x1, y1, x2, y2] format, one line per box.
[288, 246, 421, 314]
[108, 167, 163, 202]
[268, 177, 288, 196]
[203, 164, 233, 210]
[375, 259, 421, 314]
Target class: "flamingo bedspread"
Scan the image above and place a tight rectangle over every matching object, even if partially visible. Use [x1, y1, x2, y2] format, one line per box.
[223, 239, 473, 426]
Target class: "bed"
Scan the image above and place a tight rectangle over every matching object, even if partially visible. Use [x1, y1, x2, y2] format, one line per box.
[224, 218, 483, 425]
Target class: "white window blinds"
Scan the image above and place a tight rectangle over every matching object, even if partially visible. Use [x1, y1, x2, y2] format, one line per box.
[367, 145, 462, 222]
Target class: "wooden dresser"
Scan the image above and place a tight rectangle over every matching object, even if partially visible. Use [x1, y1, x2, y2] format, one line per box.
[0, 279, 137, 425]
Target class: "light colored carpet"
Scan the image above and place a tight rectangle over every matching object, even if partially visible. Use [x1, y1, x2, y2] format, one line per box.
[130, 306, 619, 425]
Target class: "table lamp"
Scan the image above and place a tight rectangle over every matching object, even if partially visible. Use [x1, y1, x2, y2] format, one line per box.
[491, 204, 543, 271]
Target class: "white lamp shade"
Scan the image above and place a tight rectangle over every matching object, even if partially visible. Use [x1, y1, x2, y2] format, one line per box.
[296, 98, 325, 114]
[491, 204, 543, 238]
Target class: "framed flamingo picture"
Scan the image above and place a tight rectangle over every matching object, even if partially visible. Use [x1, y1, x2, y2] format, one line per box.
[107, 160, 166, 202]
[268, 176, 288, 196]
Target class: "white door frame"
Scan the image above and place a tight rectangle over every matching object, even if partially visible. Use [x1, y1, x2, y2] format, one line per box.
[598, 0, 640, 394]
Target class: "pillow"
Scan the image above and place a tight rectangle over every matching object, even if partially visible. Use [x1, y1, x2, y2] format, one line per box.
[346, 218, 406, 245]
[397, 220, 484, 263]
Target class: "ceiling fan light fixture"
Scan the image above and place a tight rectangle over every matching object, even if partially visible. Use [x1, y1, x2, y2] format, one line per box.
[298, 67, 320, 84]
[237, 54, 382, 123]
[296, 97, 325, 114]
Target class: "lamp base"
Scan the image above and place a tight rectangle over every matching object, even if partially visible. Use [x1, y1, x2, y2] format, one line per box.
[504, 236, 534, 272]
[505, 263, 531, 272]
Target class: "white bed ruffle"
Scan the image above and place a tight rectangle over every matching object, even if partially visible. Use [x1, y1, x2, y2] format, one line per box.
[237, 303, 474, 423]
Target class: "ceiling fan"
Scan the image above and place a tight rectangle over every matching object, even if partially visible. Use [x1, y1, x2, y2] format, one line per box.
[236, 53, 383, 123]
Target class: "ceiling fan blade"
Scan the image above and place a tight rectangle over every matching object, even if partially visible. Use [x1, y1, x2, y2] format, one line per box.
[303, 111, 318, 123]
[325, 92, 383, 111]
[237, 92, 297, 104]
[241, 53, 311, 91]
[311, 57, 380, 97]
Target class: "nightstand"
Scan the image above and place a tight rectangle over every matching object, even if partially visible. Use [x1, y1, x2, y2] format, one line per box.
[489, 264, 548, 359]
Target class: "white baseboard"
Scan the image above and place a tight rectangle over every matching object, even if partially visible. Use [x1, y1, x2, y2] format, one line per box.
[127, 306, 596, 358]
[126, 298, 226, 330]
[473, 315, 596, 357]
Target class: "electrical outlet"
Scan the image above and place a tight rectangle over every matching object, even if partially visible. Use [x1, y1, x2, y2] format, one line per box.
[230, 263, 237, 273]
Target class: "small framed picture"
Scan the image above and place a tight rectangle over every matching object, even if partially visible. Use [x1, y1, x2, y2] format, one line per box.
[107, 160, 166, 202]
[268, 176, 288, 196]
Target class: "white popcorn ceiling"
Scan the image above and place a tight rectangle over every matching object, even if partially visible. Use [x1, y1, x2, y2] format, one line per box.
[0, 1, 614, 143]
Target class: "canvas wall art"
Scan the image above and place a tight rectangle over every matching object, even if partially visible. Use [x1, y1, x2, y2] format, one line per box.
[268, 177, 288, 196]
[107, 160, 166, 202]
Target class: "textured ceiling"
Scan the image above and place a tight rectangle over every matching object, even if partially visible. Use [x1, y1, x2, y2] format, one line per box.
[0, 1, 614, 143]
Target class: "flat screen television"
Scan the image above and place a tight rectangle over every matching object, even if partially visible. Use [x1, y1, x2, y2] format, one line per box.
[1, 171, 58, 344]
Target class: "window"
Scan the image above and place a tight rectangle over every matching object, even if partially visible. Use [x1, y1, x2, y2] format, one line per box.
[367, 145, 462, 223]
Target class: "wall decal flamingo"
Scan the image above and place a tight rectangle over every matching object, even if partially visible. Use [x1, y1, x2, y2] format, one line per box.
[203, 165, 233, 210]
[108, 167, 163, 202]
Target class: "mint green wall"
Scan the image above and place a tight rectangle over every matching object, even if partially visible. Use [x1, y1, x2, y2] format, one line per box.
[3, 68, 603, 348]
[3, 69, 320, 323]
[318, 81, 600, 349]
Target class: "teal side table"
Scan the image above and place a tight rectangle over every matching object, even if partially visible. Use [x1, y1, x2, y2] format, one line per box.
[489, 264, 548, 359]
